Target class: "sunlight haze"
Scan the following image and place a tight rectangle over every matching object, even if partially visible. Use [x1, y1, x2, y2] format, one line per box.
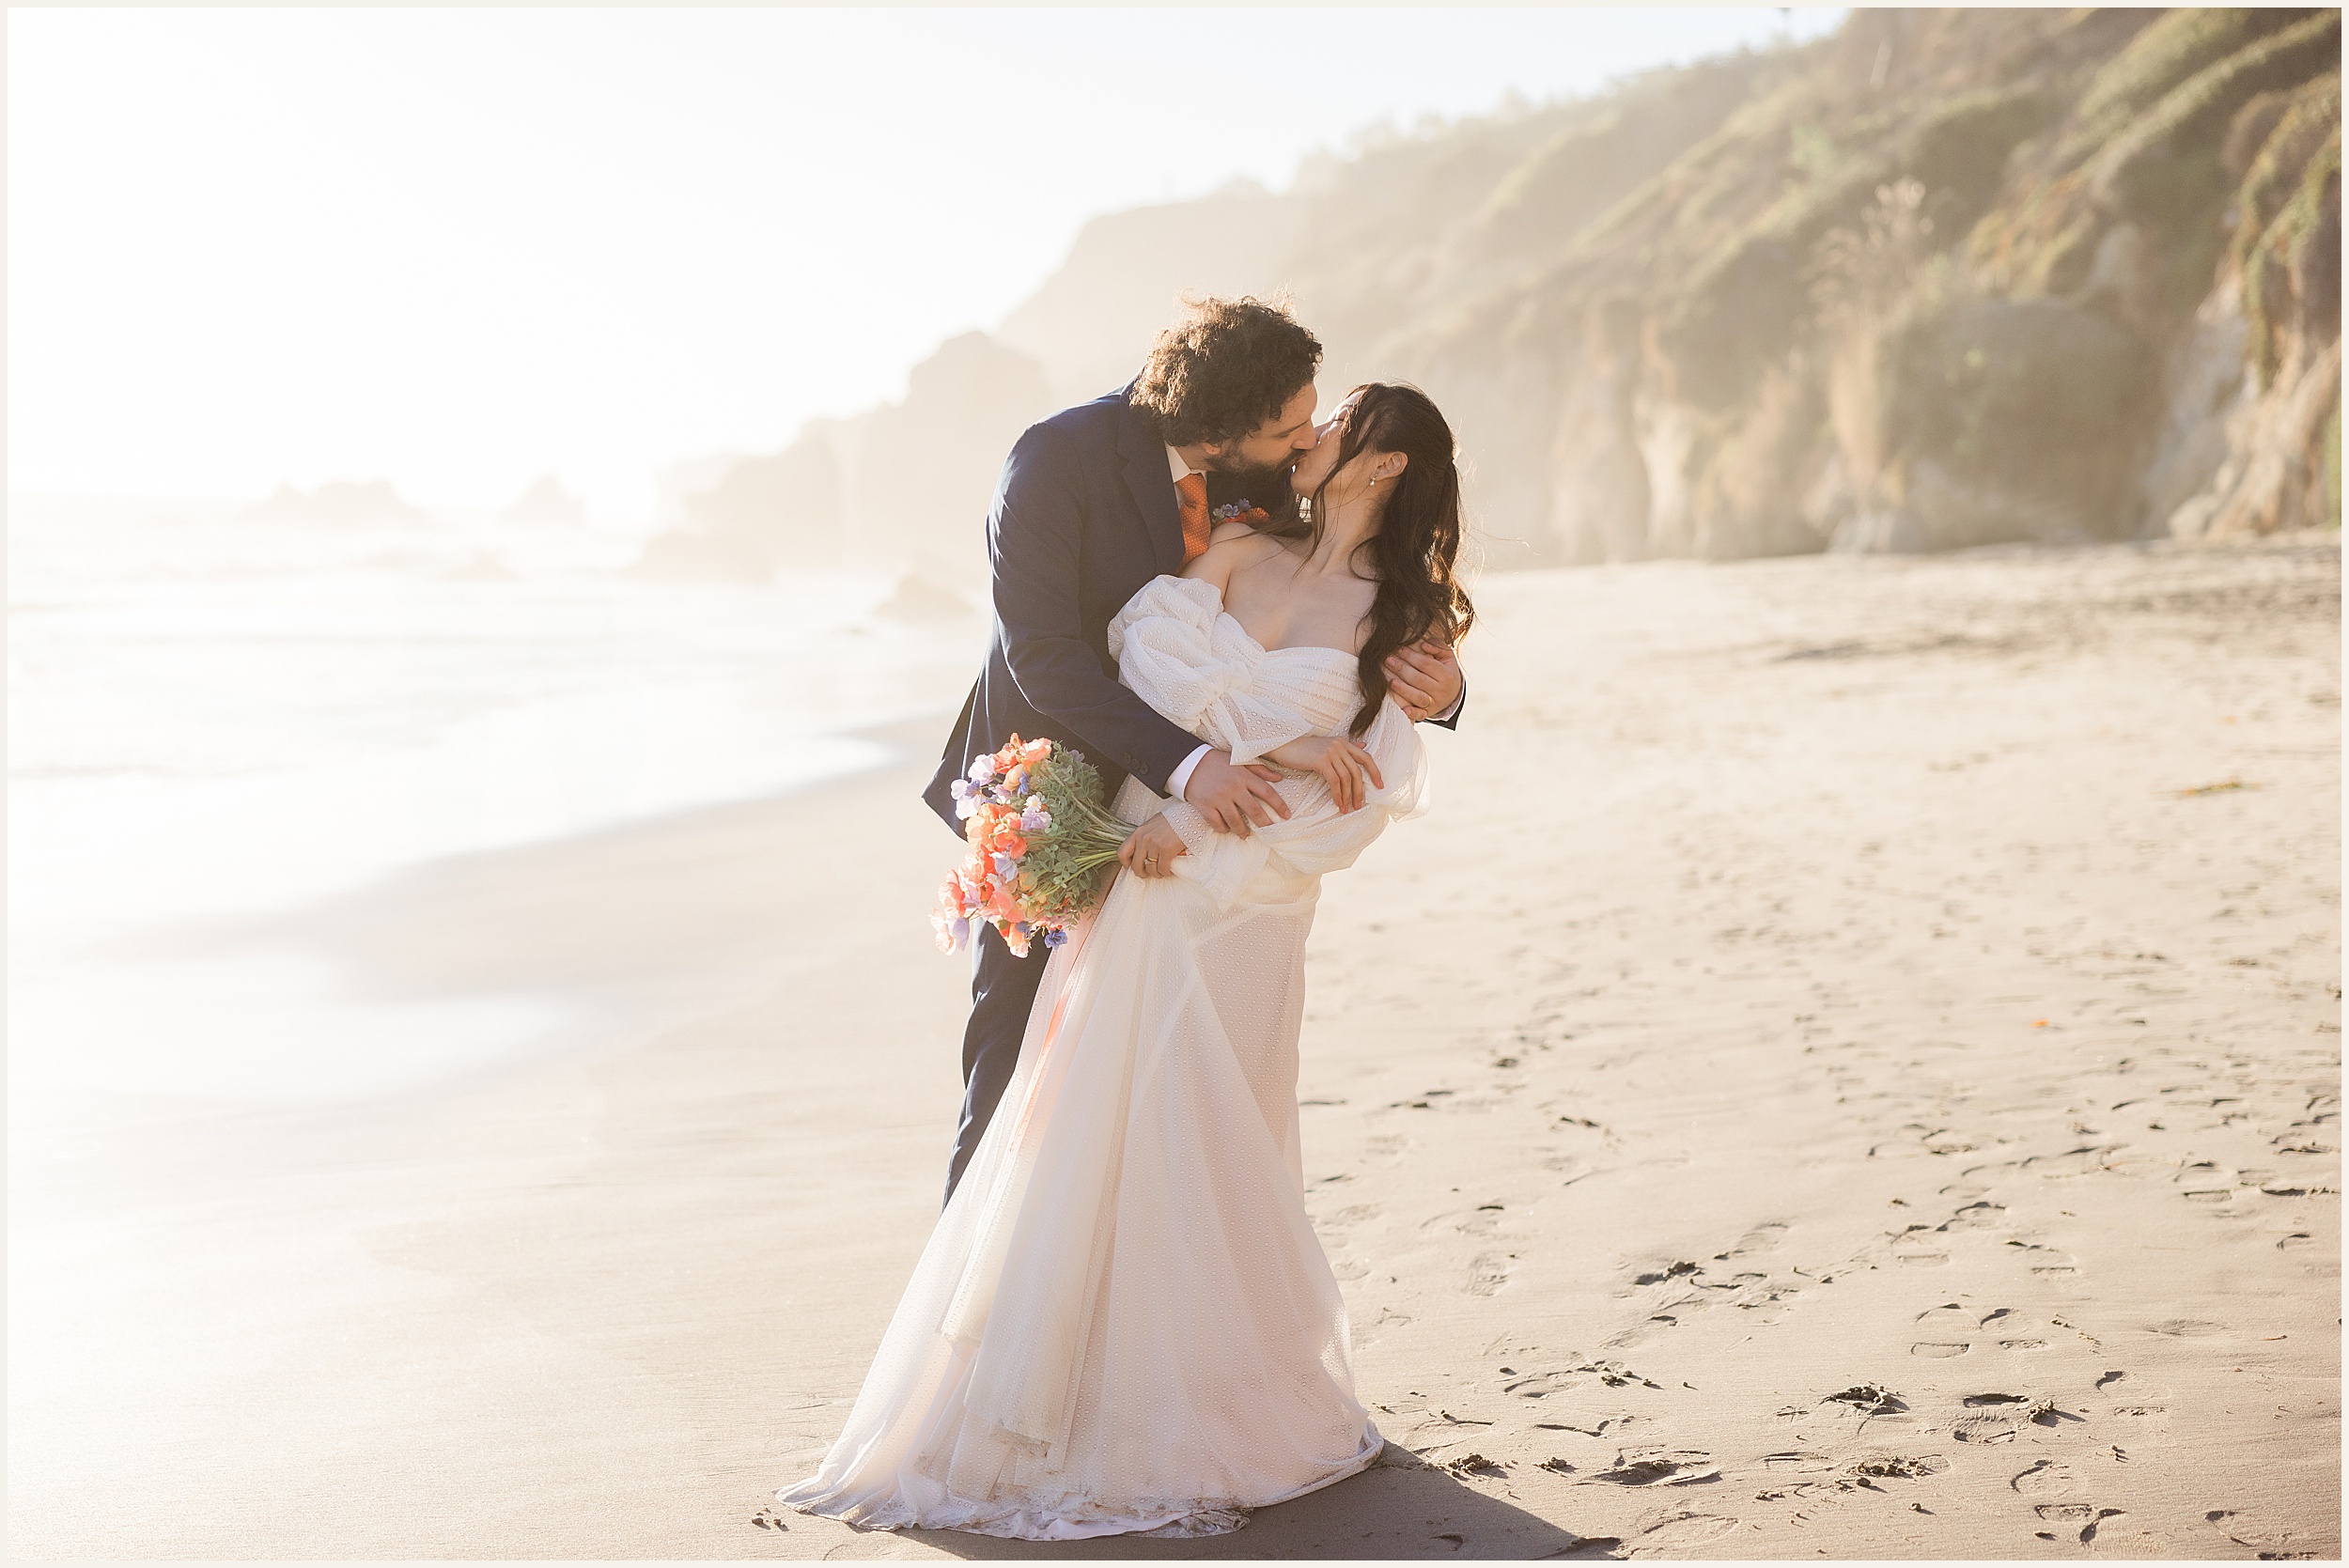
[9, 8, 1842, 518]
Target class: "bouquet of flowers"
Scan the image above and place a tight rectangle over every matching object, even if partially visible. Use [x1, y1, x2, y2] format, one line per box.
[934, 735, 1135, 957]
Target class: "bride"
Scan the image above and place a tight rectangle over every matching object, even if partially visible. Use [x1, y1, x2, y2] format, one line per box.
[780, 382, 1475, 1541]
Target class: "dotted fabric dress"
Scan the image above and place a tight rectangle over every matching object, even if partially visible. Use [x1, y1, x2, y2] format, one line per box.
[779, 575, 1428, 1541]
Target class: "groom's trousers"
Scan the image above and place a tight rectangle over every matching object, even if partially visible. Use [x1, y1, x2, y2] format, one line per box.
[946, 920, 1051, 1205]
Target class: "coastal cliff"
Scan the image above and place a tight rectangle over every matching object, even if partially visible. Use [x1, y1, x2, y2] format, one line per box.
[645, 8, 2341, 582]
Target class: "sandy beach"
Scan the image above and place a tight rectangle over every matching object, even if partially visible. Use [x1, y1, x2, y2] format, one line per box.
[8, 533, 2339, 1560]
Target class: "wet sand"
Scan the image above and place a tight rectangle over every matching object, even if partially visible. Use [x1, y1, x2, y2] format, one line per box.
[8, 534, 2339, 1560]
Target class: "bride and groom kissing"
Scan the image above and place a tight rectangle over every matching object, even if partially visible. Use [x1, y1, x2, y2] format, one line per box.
[783, 296, 1475, 1540]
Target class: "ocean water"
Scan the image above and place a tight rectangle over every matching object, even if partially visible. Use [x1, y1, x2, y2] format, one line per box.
[8, 499, 986, 1108]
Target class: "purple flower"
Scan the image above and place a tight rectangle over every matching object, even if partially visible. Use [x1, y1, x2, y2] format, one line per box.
[992, 853, 1019, 880]
[1044, 926, 1069, 949]
[967, 755, 997, 784]
[1022, 802, 1051, 832]
[956, 794, 979, 820]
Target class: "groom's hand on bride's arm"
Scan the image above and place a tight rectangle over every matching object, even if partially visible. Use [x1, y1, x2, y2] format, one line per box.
[1118, 814, 1190, 879]
[1180, 750, 1289, 836]
[1385, 641, 1462, 722]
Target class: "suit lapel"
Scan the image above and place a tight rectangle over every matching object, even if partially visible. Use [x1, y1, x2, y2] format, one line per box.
[1115, 391, 1186, 576]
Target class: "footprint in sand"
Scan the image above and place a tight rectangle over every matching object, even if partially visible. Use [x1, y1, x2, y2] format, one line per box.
[1467, 1253, 1513, 1296]
[1843, 1452, 1949, 1478]
[1968, 1312, 2045, 1350]
[1426, 1207, 1503, 1238]
[1896, 1250, 1952, 1267]
[1999, 1239, 2080, 1276]
[2201, 1509, 2321, 1557]
[1941, 1202, 2007, 1231]
[2146, 1318, 2228, 1338]
[2079, 1508, 2126, 1545]
[1718, 1220, 1790, 1259]
[1502, 1369, 1579, 1399]
[1592, 1452, 1719, 1486]
[1952, 1412, 2022, 1444]
[2010, 1459, 2080, 1497]
[2033, 1503, 2127, 1545]
[1628, 1512, 1741, 1555]
[1914, 1302, 1972, 1327]
[1910, 1343, 1970, 1358]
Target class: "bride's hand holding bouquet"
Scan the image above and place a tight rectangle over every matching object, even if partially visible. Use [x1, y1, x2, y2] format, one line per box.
[934, 736, 1134, 957]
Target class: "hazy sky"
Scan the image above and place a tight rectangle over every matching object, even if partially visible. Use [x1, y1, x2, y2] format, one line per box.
[10, 8, 1843, 518]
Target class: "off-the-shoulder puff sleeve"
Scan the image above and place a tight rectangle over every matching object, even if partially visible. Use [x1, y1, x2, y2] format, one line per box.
[1107, 577, 1319, 766]
[1108, 574, 1428, 910]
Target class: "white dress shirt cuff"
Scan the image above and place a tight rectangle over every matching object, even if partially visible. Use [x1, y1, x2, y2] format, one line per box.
[1165, 743, 1213, 801]
[1429, 690, 1463, 723]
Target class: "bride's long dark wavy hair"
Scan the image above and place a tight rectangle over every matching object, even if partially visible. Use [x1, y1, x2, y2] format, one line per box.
[1305, 382, 1477, 736]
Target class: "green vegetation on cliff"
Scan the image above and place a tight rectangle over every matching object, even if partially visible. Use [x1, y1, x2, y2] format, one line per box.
[1015, 7, 2341, 566]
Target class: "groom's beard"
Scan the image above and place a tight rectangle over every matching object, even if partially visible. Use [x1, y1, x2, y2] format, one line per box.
[1203, 453, 1297, 500]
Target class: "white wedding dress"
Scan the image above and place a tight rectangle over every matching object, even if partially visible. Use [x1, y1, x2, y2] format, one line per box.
[780, 576, 1428, 1540]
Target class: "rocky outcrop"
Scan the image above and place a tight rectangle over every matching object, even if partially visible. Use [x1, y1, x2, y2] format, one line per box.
[242, 480, 428, 527]
[502, 474, 587, 528]
[2159, 64, 2342, 540]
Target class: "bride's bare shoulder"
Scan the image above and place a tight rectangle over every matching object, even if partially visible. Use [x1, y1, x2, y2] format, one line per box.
[1207, 515, 1272, 548]
[1178, 533, 1285, 591]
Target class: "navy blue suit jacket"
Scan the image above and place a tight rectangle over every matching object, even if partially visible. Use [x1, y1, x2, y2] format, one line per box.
[924, 383, 1463, 834]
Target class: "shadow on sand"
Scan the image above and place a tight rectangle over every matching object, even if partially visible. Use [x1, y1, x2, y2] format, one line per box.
[896, 1449, 1622, 1560]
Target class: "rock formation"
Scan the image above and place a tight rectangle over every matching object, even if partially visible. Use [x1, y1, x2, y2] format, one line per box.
[636, 333, 1049, 584]
[501, 474, 588, 529]
[243, 479, 429, 528]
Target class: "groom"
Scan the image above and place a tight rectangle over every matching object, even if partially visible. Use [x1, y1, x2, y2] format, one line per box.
[924, 296, 1465, 1200]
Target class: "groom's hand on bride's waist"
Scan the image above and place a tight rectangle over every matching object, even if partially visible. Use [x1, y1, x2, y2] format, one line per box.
[1386, 640, 1462, 722]
[1180, 750, 1289, 836]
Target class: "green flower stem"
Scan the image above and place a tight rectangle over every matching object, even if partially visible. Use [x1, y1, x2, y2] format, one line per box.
[1061, 797, 1133, 834]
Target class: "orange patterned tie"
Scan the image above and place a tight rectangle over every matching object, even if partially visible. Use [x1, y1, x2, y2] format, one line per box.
[1175, 471, 1211, 565]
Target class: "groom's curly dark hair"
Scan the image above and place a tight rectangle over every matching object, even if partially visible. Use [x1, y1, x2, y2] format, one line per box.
[1129, 295, 1323, 448]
